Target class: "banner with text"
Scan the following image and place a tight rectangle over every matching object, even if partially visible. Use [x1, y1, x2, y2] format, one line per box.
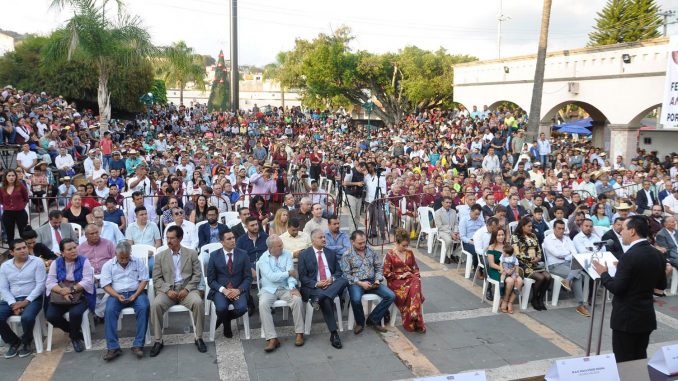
[660, 37, 678, 127]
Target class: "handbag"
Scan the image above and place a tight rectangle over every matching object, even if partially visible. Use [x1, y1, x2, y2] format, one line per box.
[49, 281, 83, 305]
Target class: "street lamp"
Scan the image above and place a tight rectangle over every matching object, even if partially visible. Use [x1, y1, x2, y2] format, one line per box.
[362, 100, 375, 147]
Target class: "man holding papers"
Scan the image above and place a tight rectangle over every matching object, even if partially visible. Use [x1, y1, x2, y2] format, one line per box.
[592, 215, 666, 362]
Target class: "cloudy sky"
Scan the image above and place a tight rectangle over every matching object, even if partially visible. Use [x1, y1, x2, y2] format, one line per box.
[5, 0, 678, 66]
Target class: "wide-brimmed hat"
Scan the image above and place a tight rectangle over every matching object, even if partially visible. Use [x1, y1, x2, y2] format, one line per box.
[61, 176, 71, 181]
[615, 202, 633, 210]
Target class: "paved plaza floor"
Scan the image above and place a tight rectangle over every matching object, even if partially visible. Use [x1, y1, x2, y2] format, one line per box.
[2, 236, 678, 380]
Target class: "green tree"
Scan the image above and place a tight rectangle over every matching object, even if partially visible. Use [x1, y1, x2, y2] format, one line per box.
[46, 0, 156, 131]
[207, 50, 230, 112]
[588, 0, 661, 46]
[156, 41, 207, 105]
[271, 26, 476, 126]
[150, 79, 168, 105]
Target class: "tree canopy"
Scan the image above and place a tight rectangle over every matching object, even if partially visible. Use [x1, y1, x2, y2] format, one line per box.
[155, 40, 206, 105]
[267, 26, 477, 126]
[587, 0, 662, 46]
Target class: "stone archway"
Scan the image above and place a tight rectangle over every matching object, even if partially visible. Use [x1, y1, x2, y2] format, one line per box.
[628, 103, 661, 127]
[539, 100, 610, 147]
[487, 100, 528, 114]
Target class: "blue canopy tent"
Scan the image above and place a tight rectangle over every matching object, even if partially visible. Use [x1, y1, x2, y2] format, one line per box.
[553, 117, 593, 135]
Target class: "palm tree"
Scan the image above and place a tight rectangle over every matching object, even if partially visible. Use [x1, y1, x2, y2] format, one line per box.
[263, 52, 289, 109]
[46, 0, 155, 132]
[527, 0, 553, 139]
[156, 41, 207, 106]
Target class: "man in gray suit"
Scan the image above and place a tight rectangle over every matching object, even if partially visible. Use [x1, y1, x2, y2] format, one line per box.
[36, 210, 77, 255]
[655, 216, 678, 268]
[434, 196, 460, 263]
[149, 225, 206, 357]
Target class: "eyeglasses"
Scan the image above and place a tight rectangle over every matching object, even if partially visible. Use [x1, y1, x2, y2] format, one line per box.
[173, 211, 184, 216]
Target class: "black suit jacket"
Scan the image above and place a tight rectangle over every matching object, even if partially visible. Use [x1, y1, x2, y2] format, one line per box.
[298, 246, 342, 302]
[635, 189, 658, 214]
[601, 229, 624, 259]
[206, 247, 252, 300]
[198, 222, 229, 249]
[506, 205, 528, 223]
[600, 240, 666, 333]
[231, 223, 246, 239]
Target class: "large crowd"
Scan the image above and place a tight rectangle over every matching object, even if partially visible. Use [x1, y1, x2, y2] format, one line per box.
[0, 85, 677, 361]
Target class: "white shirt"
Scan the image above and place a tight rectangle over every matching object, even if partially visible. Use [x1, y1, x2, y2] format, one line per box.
[172, 250, 183, 284]
[364, 173, 386, 203]
[16, 151, 37, 173]
[624, 238, 647, 253]
[644, 189, 654, 207]
[573, 231, 601, 254]
[84, 157, 96, 178]
[472, 225, 491, 255]
[55, 154, 74, 170]
[49, 225, 62, 254]
[163, 220, 198, 249]
[662, 194, 678, 214]
[542, 233, 577, 266]
[538, 139, 551, 155]
[128, 176, 152, 195]
[314, 248, 331, 283]
[79, 221, 125, 244]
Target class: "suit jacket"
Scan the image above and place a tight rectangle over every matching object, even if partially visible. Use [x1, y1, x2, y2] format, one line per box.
[231, 222, 246, 240]
[298, 246, 341, 302]
[206, 247, 252, 300]
[600, 240, 666, 333]
[635, 189, 658, 214]
[601, 229, 624, 259]
[481, 204, 495, 220]
[655, 228, 678, 264]
[433, 207, 459, 235]
[505, 205, 528, 223]
[36, 223, 77, 252]
[152, 246, 202, 294]
[197, 222, 229, 249]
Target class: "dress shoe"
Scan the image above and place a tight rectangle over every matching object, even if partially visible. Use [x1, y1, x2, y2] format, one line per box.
[264, 338, 281, 352]
[576, 305, 591, 317]
[223, 319, 233, 338]
[353, 324, 364, 335]
[72, 339, 84, 353]
[295, 333, 304, 347]
[367, 319, 387, 333]
[195, 339, 207, 353]
[444, 256, 452, 264]
[103, 348, 122, 361]
[149, 341, 164, 357]
[131, 347, 144, 358]
[330, 332, 342, 349]
[560, 279, 572, 292]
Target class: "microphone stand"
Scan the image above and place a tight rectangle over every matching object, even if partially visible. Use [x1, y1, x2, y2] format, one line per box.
[585, 244, 609, 356]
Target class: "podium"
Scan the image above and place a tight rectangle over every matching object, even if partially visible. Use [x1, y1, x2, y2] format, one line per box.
[572, 250, 618, 356]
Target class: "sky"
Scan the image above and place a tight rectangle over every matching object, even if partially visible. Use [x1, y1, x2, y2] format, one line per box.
[5, 0, 678, 66]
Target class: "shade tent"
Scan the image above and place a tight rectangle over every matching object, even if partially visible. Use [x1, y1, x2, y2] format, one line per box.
[553, 117, 593, 135]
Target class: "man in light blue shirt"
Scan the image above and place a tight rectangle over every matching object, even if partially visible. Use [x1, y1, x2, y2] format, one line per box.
[81, 206, 125, 245]
[0, 239, 46, 358]
[100, 241, 150, 361]
[324, 216, 350, 261]
[256, 235, 304, 350]
[459, 204, 485, 255]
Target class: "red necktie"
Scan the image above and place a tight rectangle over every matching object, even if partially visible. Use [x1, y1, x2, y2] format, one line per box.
[317, 250, 327, 281]
[513, 208, 519, 221]
[54, 227, 62, 244]
[226, 252, 233, 288]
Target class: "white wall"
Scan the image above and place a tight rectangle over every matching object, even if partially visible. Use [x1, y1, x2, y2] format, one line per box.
[638, 130, 678, 157]
[0, 34, 15, 56]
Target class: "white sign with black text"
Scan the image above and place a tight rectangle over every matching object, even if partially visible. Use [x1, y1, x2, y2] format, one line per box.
[649, 344, 678, 375]
[545, 354, 620, 381]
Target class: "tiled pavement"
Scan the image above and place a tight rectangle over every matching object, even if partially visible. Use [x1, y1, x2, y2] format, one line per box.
[2, 222, 678, 380]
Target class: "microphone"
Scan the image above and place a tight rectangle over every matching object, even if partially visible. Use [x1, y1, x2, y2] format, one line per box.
[593, 239, 613, 248]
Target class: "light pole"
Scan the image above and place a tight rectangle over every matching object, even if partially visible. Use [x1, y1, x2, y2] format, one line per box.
[497, 0, 511, 58]
[362, 101, 375, 147]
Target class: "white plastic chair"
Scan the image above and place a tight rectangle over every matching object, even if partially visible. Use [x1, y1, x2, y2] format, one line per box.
[199, 243, 223, 316]
[157, 247, 196, 337]
[195, 220, 208, 230]
[304, 296, 343, 335]
[543, 252, 565, 307]
[7, 312, 45, 353]
[227, 219, 241, 229]
[256, 262, 289, 338]
[219, 211, 239, 226]
[347, 294, 385, 330]
[670, 265, 678, 295]
[46, 309, 93, 351]
[115, 250, 152, 345]
[70, 223, 82, 238]
[477, 252, 501, 313]
[415, 207, 437, 254]
[461, 249, 475, 279]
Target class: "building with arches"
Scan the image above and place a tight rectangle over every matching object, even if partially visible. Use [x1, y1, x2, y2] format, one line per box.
[453, 38, 672, 161]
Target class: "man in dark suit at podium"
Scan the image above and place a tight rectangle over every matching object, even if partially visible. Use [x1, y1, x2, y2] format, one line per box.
[207, 229, 252, 338]
[593, 215, 666, 362]
[298, 229, 347, 349]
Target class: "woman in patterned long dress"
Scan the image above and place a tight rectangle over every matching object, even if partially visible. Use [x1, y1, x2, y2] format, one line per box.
[384, 228, 426, 333]
[511, 216, 551, 311]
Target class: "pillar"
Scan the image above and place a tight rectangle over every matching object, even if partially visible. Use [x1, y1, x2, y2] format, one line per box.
[538, 122, 552, 138]
[608, 124, 640, 164]
[591, 125, 604, 149]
